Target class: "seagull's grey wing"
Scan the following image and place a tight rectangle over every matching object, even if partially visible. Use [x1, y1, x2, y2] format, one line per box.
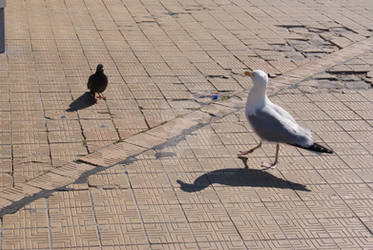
[247, 105, 312, 147]
[271, 102, 296, 124]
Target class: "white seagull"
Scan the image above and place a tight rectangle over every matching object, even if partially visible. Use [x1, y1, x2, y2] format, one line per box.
[238, 70, 333, 169]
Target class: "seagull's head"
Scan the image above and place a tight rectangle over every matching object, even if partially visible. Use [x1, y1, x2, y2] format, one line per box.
[96, 64, 104, 73]
[244, 70, 268, 89]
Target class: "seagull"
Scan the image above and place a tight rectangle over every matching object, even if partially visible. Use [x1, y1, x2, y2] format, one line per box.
[238, 70, 333, 169]
[87, 64, 108, 103]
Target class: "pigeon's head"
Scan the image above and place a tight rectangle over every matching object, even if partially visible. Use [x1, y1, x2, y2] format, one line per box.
[96, 64, 104, 73]
[244, 70, 268, 88]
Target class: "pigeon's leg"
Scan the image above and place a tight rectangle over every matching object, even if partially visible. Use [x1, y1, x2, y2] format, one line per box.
[97, 93, 106, 100]
[238, 140, 262, 157]
[261, 144, 280, 170]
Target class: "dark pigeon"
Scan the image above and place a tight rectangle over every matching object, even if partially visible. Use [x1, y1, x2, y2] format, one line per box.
[87, 64, 108, 103]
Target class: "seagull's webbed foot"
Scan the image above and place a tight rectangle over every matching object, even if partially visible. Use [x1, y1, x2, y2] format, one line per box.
[261, 162, 277, 170]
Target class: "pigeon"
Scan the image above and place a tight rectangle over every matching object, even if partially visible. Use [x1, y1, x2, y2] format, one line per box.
[87, 64, 108, 103]
[238, 70, 333, 169]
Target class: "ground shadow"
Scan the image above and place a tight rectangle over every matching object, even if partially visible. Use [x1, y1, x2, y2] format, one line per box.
[177, 166, 310, 192]
[66, 92, 95, 112]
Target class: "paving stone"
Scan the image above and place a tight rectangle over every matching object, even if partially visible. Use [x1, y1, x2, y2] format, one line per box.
[80, 142, 144, 167]
[50, 225, 100, 248]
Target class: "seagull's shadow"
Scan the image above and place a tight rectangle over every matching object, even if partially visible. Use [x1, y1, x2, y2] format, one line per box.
[66, 92, 95, 112]
[177, 160, 310, 192]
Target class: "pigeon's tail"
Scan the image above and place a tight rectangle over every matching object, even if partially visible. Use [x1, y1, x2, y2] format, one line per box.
[292, 143, 333, 154]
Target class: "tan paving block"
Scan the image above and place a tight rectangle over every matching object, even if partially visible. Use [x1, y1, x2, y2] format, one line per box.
[265, 200, 314, 221]
[182, 203, 230, 223]
[134, 188, 178, 205]
[332, 183, 373, 200]
[318, 169, 363, 184]
[46, 121, 79, 134]
[2, 227, 50, 249]
[201, 103, 235, 117]
[334, 237, 373, 249]
[280, 169, 325, 185]
[289, 238, 339, 249]
[2, 206, 47, 229]
[88, 173, 129, 189]
[190, 221, 242, 242]
[84, 129, 119, 142]
[0, 173, 13, 190]
[151, 242, 199, 249]
[320, 217, 371, 238]
[50, 225, 100, 248]
[161, 158, 203, 173]
[99, 224, 147, 246]
[138, 204, 185, 223]
[348, 131, 373, 143]
[48, 190, 91, 209]
[255, 185, 303, 202]
[12, 131, 48, 144]
[228, 206, 285, 240]
[12, 120, 45, 132]
[44, 110, 78, 120]
[326, 142, 369, 155]
[142, 109, 176, 128]
[244, 239, 294, 249]
[124, 133, 165, 149]
[27, 171, 74, 190]
[175, 186, 220, 204]
[0, 196, 12, 208]
[49, 206, 96, 228]
[113, 118, 148, 130]
[146, 111, 209, 140]
[0, 184, 41, 202]
[51, 162, 95, 180]
[90, 189, 133, 207]
[77, 109, 112, 120]
[145, 222, 195, 244]
[305, 199, 354, 219]
[278, 218, 330, 239]
[128, 172, 171, 188]
[50, 142, 87, 158]
[12, 143, 50, 160]
[94, 204, 140, 225]
[48, 130, 84, 143]
[344, 199, 373, 217]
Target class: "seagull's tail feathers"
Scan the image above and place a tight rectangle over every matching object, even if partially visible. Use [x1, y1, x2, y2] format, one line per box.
[292, 143, 333, 154]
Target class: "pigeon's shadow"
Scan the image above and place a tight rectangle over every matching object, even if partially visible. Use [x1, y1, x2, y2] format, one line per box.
[66, 92, 95, 112]
[177, 166, 310, 192]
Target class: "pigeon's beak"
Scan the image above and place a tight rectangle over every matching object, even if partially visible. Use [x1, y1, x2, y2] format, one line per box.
[244, 71, 251, 77]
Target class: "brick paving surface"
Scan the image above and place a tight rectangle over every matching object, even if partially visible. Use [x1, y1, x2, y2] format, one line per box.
[1, 0, 373, 248]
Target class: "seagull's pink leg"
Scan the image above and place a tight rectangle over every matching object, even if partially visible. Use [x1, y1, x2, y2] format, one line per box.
[237, 141, 262, 158]
[261, 144, 280, 170]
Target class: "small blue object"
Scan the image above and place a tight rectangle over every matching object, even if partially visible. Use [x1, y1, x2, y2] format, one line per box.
[61, 115, 66, 119]
[211, 94, 219, 100]
[168, 11, 174, 16]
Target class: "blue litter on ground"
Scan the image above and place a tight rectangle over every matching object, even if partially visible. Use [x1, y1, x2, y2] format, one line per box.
[208, 93, 219, 100]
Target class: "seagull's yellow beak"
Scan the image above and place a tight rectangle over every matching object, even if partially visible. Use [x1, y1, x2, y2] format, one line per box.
[244, 71, 251, 76]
